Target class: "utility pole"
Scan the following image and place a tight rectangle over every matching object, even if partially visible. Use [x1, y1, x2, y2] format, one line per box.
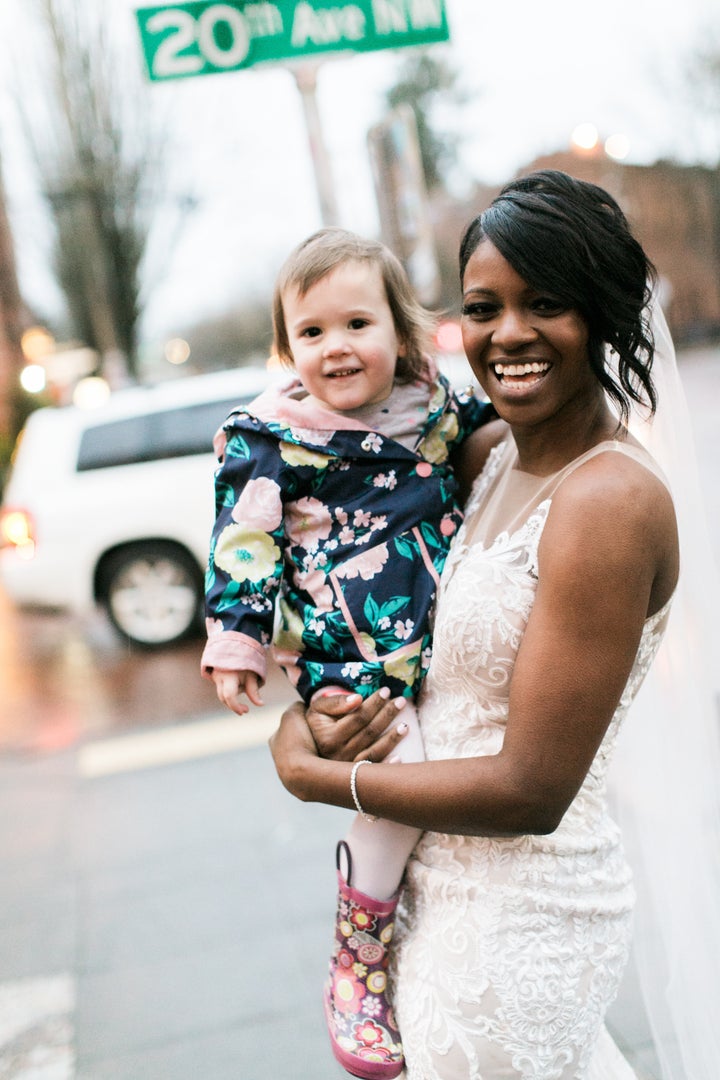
[0, 150, 25, 459]
[367, 105, 441, 305]
[291, 62, 340, 228]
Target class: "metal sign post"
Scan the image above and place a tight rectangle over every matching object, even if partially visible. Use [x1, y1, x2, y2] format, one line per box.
[291, 62, 340, 226]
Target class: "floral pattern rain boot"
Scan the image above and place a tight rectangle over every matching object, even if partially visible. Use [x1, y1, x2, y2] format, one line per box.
[323, 841, 404, 1079]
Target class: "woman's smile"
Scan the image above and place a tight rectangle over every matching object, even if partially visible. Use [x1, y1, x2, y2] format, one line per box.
[491, 359, 552, 388]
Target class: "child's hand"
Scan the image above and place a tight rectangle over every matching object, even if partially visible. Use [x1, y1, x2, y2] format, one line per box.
[211, 668, 264, 716]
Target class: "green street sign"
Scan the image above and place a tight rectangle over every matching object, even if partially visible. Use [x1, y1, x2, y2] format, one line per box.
[135, 0, 450, 81]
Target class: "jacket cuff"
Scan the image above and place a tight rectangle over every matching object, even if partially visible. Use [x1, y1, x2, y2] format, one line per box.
[201, 630, 267, 683]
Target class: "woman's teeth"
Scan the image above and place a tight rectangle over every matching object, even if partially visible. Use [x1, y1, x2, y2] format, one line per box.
[493, 361, 550, 378]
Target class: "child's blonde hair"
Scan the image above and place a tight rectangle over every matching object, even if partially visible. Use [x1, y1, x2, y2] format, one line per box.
[272, 228, 436, 382]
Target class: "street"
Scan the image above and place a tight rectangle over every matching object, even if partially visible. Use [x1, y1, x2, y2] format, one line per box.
[0, 345, 718, 1078]
[0, 602, 295, 756]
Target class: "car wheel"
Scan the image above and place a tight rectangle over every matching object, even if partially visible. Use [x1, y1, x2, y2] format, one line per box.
[99, 542, 203, 647]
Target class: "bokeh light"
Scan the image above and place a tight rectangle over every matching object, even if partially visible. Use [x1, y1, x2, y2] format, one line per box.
[435, 321, 463, 353]
[164, 337, 191, 365]
[605, 133, 631, 161]
[20, 364, 47, 394]
[20, 326, 54, 363]
[571, 123, 599, 151]
[72, 377, 111, 409]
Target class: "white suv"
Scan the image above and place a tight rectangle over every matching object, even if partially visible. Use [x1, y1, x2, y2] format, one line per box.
[0, 366, 274, 647]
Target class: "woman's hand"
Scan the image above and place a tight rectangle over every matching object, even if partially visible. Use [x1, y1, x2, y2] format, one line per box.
[268, 699, 320, 800]
[307, 688, 409, 763]
[269, 688, 407, 806]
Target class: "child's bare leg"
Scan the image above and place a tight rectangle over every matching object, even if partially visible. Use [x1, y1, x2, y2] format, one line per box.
[345, 699, 424, 899]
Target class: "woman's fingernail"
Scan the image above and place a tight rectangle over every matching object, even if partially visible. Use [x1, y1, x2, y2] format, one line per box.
[388, 755, 402, 764]
[345, 693, 362, 704]
[378, 687, 391, 700]
[393, 697, 407, 710]
[396, 721, 408, 735]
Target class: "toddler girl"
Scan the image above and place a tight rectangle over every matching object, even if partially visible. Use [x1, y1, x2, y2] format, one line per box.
[202, 228, 493, 1078]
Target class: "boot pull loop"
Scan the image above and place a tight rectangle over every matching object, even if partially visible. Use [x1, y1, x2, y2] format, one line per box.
[336, 839, 353, 886]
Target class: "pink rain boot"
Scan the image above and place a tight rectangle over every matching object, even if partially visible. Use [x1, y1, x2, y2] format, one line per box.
[323, 841, 404, 1079]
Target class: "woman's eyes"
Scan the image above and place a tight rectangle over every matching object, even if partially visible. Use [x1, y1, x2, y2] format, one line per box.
[462, 302, 497, 320]
[533, 297, 566, 315]
[462, 297, 567, 320]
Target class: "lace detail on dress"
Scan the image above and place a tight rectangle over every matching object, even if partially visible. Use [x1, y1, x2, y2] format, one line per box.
[462, 441, 507, 520]
[391, 456, 669, 1079]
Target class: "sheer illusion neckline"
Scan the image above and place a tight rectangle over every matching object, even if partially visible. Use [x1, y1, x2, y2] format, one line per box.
[509, 437, 650, 480]
[459, 437, 672, 579]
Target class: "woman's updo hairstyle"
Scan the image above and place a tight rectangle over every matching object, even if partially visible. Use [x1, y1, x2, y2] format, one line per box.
[459, 170, 657, 422]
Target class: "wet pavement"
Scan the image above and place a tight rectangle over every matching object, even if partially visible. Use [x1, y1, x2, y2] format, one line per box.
[0, 713, 344, 1079]
[0, 603, 293, 755]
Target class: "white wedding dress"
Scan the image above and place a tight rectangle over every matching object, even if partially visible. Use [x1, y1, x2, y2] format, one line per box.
[392, 437, 672, 1080]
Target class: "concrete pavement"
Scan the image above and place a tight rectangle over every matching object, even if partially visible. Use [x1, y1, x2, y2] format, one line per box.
[0, 707, 350, 1079]
[0, 705, 662, 1080]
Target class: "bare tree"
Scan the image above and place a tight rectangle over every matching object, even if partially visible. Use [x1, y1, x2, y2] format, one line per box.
[0, 152, 27, 487]
[8, 0, 186, 381]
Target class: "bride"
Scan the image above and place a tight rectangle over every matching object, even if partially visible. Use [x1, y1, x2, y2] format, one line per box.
[270, 170, 720, 1079]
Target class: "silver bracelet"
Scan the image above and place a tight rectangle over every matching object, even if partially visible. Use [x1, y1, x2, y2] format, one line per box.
[350, 759, 377, 822]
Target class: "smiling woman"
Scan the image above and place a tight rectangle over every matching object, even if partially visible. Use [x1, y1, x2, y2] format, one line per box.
[264, 172, 720, 1079]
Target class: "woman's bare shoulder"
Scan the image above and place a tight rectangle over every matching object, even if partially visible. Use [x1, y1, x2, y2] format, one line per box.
[454, 418, 509, 504]
[557, 444, 674, 515]
[544, 448, 679, 612]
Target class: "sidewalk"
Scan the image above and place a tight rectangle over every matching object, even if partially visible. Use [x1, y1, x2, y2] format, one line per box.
[0, 708, 660, 1080]
[0, 707, 349, 1079]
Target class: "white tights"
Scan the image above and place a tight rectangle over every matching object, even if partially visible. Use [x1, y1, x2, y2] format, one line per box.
[318, 688, 425, 901]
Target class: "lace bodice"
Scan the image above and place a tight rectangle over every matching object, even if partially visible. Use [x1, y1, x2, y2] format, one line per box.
[392, 438, 672, 1080]
[422, 439, 670, 828]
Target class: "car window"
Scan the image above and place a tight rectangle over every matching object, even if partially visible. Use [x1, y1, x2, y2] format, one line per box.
[76, 397, 245, 472]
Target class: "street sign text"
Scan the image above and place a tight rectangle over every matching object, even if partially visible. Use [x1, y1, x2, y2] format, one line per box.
[135, 0, 449, 81]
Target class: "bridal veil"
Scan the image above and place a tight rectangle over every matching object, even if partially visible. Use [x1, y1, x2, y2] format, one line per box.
[609, 298, 720, 1078]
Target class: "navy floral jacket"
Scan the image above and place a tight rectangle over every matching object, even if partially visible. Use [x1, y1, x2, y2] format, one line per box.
[202, 370, 494, 704]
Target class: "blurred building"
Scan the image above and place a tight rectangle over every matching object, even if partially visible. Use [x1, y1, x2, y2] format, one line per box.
[431, 151, 720, 345]
[522, 150, 720, 344]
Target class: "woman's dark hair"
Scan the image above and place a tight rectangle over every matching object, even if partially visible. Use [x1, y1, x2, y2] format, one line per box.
[459, 170, 657, 421]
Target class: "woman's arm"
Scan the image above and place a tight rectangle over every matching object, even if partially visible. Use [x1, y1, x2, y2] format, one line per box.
[271, 456, 678, 837]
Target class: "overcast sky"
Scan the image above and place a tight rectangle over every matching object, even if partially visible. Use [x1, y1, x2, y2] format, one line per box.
[1, 0, 717, 346]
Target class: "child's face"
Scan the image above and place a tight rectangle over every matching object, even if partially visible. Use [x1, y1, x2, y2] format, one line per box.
[282, 260, 404, 412]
